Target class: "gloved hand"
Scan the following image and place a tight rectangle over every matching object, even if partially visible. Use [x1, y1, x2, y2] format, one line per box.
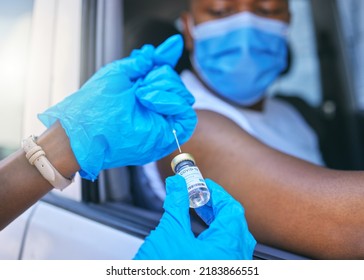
[38, 35, 197, 180]
[134, 175, 256, 260]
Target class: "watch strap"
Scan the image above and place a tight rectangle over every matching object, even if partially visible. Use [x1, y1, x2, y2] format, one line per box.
[22, 135, 73, 190]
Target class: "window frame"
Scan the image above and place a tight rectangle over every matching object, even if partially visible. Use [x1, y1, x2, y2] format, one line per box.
[311, 0, 364, 169]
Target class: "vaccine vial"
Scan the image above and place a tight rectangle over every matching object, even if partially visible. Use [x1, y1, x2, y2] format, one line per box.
[171, 153, 210, 208]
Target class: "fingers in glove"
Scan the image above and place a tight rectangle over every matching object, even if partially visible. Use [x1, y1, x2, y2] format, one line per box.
[136, 89, 194, 116]
[168, 108, 197, 146]
[196, 178, 247, 233]
[194, 178, 233, 225]
[91, 34, 183, 85]
[80, 44, 155, 91]
[197, 179, 256, 257]
[136, 65, 195, 110]
[163, 174, 191, 229]
[154, 34, 184, 68]
[119, 44, 156, 80]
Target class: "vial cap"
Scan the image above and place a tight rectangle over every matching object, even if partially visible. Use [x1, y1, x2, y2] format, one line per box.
[171, 153, 196, 172]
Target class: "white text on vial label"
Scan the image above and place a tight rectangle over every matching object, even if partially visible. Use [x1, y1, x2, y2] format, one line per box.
[178, 166, 207, 192]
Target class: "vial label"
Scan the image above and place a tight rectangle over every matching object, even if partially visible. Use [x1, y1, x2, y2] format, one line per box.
[178, 166, 207, 192]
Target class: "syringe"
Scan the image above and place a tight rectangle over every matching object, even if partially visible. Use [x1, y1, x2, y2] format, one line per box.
[172, 129, 182, 153]
[170, 129, 210, 208]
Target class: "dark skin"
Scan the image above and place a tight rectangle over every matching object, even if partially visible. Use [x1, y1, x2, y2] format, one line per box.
[0, 122, 79, 230]
[158, 0, 364, 259]
[182, 0, 290, 112]
[159, 111, 364, 259]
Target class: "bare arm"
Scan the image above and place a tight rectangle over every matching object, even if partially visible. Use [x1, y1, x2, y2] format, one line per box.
[0, 122, 79, 230]
[158, 110, 364, 259]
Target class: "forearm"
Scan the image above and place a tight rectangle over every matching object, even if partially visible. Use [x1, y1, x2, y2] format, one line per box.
[0, 122, 79, 230]
[228, 150, 364, 259]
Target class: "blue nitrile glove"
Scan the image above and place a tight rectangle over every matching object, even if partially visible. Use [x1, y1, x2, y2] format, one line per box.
[38, 35, 197, 180]
[134, 175, 256, 260]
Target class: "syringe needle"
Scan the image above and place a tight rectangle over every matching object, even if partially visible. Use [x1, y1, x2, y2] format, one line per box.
[172, 129, 182, 153]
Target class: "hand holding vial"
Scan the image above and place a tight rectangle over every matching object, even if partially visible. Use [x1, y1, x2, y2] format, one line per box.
[134, 175, 256, 260]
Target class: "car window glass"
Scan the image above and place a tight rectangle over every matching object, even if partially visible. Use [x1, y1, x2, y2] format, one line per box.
[337, 0, 364, 110]
[267, 0, 322, 107]
[0, 0, 34, 159]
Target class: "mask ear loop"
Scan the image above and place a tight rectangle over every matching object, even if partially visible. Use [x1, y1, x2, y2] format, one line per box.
[186, 15, 197, 39]
[186, 15, 199, 72]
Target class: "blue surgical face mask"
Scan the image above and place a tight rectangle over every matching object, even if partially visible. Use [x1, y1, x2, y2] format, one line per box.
[189, 12, 289, 106]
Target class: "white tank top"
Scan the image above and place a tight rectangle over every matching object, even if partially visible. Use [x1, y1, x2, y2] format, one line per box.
[143, 70, 324, 201]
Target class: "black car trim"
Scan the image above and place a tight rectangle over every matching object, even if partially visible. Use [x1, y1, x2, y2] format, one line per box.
[41, 193, 309, 259]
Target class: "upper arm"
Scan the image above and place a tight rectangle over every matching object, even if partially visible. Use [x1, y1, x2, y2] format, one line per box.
[157, 109, 364, 259]
[158, 109, 322, 204]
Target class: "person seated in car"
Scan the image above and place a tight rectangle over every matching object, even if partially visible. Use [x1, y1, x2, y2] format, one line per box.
[142, 0, 364, 259]
[142, 0, 322, 208]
